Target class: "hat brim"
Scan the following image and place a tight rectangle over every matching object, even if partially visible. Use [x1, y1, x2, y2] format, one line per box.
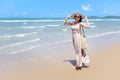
[71, 12, 83, 18]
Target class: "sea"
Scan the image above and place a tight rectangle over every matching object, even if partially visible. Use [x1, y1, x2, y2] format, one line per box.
[0, 18, 120, 66]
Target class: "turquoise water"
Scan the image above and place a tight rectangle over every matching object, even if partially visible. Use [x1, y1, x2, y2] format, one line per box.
[0, 18, 120, 55]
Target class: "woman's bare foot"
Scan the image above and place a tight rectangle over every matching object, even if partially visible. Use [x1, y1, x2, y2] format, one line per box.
[75, 66, 82, 70]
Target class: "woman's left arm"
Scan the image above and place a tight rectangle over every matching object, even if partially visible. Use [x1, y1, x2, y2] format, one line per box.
[81, 16, 90, 28]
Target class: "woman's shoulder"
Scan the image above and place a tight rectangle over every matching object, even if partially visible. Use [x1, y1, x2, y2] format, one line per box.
[79, 22, 84, 26]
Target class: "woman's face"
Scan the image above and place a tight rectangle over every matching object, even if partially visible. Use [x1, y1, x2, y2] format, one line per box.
[74, 15, 80, 22]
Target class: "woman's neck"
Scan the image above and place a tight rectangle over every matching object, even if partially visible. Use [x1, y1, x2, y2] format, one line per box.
[74, 21, 80, 24]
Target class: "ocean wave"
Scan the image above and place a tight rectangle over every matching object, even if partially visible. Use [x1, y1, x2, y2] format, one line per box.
[87, 31, 120, 38]
[0, 20, 64, 23]
[0, 32, 38, 38]
[46, 25, 60, 27]
[0, 26, 45, 30]
[0, 19, 120, 23]
[21, 26, 45, 29]
[0, 38, 40, 50]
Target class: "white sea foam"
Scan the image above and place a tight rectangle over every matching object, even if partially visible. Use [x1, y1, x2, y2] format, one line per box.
[62, 29, 68, 32]
[21, 26, 45, 29]
[46, 25, 60, 27]
[38, 26, 45, 28]
[14, 32, 38, 37]
[0, 38, 40, 50]
[0, 35, 11, 38]
[14, 34, 26, 37]
[0, 32, 38, 38]
[22, 26, 35, 29]
[90, 25, 96, 28]
[0, 34, 25, 38]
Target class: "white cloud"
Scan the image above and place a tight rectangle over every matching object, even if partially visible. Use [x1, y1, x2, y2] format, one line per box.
[104, 10, 107, 13]
[81, 4, 93, 11]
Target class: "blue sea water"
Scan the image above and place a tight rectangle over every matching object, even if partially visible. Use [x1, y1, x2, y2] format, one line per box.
[0, 18, 120, 55]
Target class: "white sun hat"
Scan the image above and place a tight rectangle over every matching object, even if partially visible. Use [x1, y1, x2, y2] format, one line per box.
[71, 12, 84, 18]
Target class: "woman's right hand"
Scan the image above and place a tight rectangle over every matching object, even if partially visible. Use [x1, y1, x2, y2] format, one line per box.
[67, 15, 72, 18]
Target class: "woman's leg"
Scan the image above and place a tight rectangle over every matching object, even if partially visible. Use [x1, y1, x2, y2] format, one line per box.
[75, 52, 82, 70]
[81, 49, 90, 64]
[76, 46, 83, 68]
[81, 49, 86, 57]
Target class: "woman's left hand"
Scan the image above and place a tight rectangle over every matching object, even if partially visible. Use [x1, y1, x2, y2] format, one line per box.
[83, 16, 88, 20]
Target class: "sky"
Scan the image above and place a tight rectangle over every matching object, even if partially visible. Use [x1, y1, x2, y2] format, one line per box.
[0, 0, 120, 18]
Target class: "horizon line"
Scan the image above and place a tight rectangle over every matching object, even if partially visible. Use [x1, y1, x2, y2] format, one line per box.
[0, 15, 120, 19]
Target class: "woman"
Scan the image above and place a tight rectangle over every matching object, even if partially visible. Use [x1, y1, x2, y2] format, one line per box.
[64, 12, 90, 70]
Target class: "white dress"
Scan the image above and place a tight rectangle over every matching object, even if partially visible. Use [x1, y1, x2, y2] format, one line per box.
[71, 23, 82, 54]
[71, 23, 90, 67]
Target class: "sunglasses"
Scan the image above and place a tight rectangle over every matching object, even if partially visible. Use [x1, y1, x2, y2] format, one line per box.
[74, 15, 80, 18]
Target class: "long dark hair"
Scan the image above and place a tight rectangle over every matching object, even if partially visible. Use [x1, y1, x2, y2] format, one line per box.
[79, 16, 82, 22]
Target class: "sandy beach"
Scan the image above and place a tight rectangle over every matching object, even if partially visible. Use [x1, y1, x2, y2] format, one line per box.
[0, 41, 120, 80]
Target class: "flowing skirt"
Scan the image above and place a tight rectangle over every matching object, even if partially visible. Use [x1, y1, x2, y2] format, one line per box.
[72, 33, 83, 67]
[72, 33, 82, 54]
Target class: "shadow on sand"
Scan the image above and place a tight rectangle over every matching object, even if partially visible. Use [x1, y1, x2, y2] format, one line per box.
[63, 60, 89, 68]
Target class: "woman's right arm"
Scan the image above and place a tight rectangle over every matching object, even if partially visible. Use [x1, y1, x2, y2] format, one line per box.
[64, 15, 73, 26]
